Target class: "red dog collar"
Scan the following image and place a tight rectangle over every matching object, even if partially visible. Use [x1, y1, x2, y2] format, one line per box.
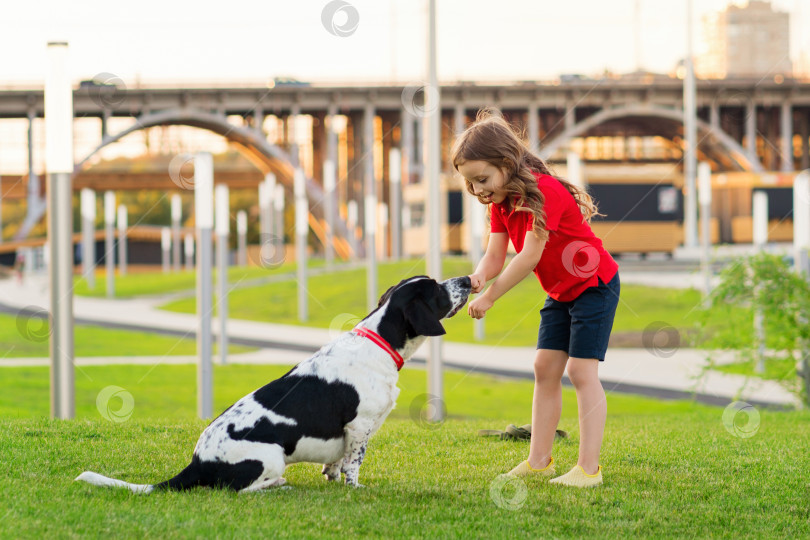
[352, 327, 404, 371]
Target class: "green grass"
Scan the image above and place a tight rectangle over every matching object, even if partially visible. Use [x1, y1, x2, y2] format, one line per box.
[1, 364, 808, 537]
[0, 313, 253, 359]
[72, 260, 326, 299]
[159, 257, 710, 347]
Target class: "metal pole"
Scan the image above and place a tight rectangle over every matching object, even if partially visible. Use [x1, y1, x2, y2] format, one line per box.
[389, 148, 402, 261]
[274, 183, 285, 261]
[45, 41, 74, 419]
[379, 202, 389, 260]
[171, 193, 182, 271]
[80, 188, 96, 289]
[683, 0, 698, 249]
[425, 0, 444, 422]
[215, 184, 229, 365]
[195, 152, 214, 419]
[264, 172, 276, 241]
[236, 210, 247, 266]
[364, 103, 378, 311]
[324, 158, 337, 269]
[698, 162, 712, 296]
[326, 103, 338, 268]
[470, 195, 485, 341]
[117, 204, 127, 276]
[347, 199, 358, 257]
[161, 227, 171, 273]
[794, 171, 810, 276]
[753, 190, 768, 374]
[258, 183, 269, 242]
[104, 191, 115, 298]
[294, 168, 309, 321]
[184, 233, 194, 270]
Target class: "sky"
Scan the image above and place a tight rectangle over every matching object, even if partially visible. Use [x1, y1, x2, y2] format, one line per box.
[1, 0, 808, 86]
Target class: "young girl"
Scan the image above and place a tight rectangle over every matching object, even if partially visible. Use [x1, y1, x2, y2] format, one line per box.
[453, 110, 620, 488]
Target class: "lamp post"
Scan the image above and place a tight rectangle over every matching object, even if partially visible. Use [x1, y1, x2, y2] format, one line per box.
[171, 193, 182, 271]
[753, 190, 768, 374]
[294, 168, 308, 321]
[236, 210, 247, 267]
[161, 227, 171, 273]
[117, 204, 128, 276]
[80, 188, 96, 289]
[104, 191, 116, 298]
[45, 40, 75, 419]
[184, 233, 194, 270]
[215, 184, 230, 365]
[195, 152, 214, 419]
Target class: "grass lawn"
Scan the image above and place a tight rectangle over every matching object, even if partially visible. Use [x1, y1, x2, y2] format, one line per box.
[0, 313, 253, 359]
[159, 257, 709, 347]
[1, 364, 808, 537]
[72, 260, 326, 299]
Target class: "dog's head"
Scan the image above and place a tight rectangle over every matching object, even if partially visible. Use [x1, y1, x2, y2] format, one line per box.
[376, 275, 472, 339]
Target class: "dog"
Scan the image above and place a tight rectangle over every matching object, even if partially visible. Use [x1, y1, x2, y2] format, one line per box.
[76, 275, 471, 493]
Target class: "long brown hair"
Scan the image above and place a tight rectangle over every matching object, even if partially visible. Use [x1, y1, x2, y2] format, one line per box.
[451, 109, 600, 240]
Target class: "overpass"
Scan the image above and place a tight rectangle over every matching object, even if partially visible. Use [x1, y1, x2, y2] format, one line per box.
[1, 76, 809, 250]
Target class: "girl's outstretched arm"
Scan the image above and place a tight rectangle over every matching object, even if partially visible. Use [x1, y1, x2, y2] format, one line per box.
[469, 231, 545, 319]
[469, 232, 508, 293]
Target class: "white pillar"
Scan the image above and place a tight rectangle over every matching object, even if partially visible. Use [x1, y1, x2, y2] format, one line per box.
[324, 158, 337, 268]
[295, 168, 309, 321]
[80, 188, 96, 289]
[215, 184, 229, 366]
[264, 172, 276, 242]
[104, 190, 116, 297]
[794, 171, 810, 275]
[161, 227, 171, 273]
[566, 151, 584, 188]
[753, 190, 769, 374]
[364, 103, 378, 312]
[236, 210, 247, 266]
[683, 0, 698, 249]
[195, 152, 214, 419]
[117, 204, 128, 276]
[698, 162, 712, 296]
[274, 183, 285, 262]
[45, 41, 75, 419]
[425, 0, 444, 422]
[389, 148, 402, 261]
[171, 193, 182, 271]
[470, 197, 486, 341]
[184, 233, 194, 270]
[347, 199, 359, 257]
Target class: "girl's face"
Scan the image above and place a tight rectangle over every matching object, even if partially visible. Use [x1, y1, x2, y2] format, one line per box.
[456, 160, 509, 205]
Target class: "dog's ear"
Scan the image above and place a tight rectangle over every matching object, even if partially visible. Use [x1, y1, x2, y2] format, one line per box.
[403, 299, 446, 337]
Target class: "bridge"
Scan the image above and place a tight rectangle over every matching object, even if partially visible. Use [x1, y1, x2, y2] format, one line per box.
[1, 76, 809, 253]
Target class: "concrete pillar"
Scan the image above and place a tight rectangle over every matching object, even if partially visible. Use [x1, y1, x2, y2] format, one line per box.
[709, 101, 720, 132]
[746, 100, 757, 165]
[528, 101, 539, 154]
[325, 103, 339, 266]
[364, 103, 378, 311]
[781, 101, 794, 172]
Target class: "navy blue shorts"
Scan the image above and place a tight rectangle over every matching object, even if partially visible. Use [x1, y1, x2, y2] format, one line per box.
[536, 272, 620, 361]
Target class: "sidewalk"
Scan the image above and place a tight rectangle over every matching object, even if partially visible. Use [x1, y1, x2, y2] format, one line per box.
[0, 274, 802, 408]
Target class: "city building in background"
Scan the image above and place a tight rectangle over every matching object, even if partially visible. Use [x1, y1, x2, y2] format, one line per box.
[697, 1, 792, 79]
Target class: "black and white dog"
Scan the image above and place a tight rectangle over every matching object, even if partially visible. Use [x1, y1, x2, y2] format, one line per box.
[76, 275, 471, 493]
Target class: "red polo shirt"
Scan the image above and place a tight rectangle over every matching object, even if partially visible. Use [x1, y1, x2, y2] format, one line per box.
[490, 173, 618, 302]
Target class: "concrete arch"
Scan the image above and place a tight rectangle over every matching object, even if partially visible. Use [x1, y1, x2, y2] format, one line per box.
[75, 108, 353, 258]
[539, 104, 764, 172]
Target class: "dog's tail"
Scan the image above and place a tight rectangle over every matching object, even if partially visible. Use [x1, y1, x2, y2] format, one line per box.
[75, 461, 203, 494]
[74, 471, 155, 494]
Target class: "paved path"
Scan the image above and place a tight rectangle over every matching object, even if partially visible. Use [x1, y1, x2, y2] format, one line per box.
[0, 272, 801, 408]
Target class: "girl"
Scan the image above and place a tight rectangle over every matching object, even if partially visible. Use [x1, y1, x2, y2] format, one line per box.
[453, 110, 620, 488]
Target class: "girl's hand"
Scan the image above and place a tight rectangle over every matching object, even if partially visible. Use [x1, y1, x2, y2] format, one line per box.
[468, 295, 494, 319]
[468, 273, 486, 294]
